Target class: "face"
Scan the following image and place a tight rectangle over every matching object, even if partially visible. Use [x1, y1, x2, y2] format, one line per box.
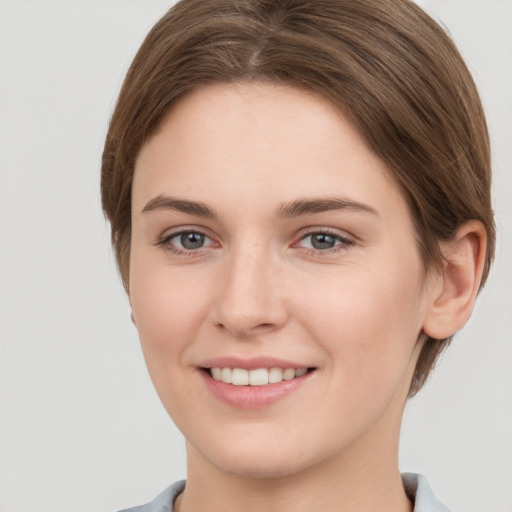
[130, 83, 437, 480]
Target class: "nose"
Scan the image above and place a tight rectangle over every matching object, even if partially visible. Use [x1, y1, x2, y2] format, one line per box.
[211, 243, 289, 339]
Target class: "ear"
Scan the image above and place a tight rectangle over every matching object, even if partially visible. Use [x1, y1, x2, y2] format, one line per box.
[422, 220, 487, 340]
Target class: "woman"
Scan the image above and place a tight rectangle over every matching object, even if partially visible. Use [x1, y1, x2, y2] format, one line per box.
[101, 0, 495, 510]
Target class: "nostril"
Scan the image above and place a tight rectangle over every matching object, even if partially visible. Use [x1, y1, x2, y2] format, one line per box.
[214, 319, 282, 338]
[256, 322, 273, 329]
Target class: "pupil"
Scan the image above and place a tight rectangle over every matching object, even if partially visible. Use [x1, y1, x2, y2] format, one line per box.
[311, 233, 335, 249]
[181, 232, 204, 250]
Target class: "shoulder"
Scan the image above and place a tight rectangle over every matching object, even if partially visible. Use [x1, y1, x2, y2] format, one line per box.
[402, 473, 451, 512]
[117, 480, 186, 512]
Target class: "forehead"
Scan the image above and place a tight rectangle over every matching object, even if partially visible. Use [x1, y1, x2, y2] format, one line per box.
[133, 82, 408, 225]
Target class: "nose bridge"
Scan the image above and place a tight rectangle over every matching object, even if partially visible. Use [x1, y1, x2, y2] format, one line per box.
[213, 237, 286, 337]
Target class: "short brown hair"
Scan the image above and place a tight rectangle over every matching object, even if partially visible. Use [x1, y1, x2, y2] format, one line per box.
[101, 0, 495, 396]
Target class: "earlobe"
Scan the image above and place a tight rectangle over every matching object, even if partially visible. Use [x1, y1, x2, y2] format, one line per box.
[422, 220, 487, 340]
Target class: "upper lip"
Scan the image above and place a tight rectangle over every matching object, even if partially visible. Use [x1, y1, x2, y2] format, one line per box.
[198, 356, 314, 370]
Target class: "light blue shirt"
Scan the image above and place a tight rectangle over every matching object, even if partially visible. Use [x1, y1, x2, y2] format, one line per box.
[119, 473, 450, 512]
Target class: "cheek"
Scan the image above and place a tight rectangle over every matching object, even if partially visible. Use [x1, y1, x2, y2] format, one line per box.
[129, 260, 209, 367]
[299, 262, 425, 387]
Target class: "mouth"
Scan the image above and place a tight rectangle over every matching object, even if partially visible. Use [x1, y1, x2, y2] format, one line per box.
[203, 366, 316, 386]
[197, 357, 317, 408]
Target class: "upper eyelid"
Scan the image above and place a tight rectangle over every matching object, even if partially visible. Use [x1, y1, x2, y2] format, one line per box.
[295, 226, 354, 241]
[157, 225, 214, 242]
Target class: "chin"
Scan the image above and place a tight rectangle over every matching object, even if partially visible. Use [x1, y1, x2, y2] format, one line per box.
[186, 426, 332, 481]
[210, 449, 312, 480]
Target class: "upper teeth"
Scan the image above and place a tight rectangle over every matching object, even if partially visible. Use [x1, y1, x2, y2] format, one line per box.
[210, 367, 308, 386]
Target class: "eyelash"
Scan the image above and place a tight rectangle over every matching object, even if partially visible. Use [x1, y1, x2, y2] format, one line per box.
[156, 228, 354, 256]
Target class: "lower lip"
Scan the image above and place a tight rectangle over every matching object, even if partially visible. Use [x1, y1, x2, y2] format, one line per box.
[200, 370, 314, 409]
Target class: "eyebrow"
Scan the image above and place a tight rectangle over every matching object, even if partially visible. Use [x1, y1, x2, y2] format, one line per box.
[141, 195, 217, 218]
[275, 196, 378, 218]
[141, 194, 378, 219]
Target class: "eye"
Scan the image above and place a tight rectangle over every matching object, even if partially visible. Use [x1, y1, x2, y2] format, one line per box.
[158, 230, 216, 253]
[297, 231, 353, 251]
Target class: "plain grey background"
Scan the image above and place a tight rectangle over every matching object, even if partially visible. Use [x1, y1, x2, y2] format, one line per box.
[0, 1, 510, 511]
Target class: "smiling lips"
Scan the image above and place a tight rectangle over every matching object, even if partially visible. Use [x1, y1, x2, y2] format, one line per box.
[200, 362, 315, 408]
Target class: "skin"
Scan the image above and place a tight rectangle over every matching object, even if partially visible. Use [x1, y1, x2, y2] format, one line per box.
[129, 83, 486, 512]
